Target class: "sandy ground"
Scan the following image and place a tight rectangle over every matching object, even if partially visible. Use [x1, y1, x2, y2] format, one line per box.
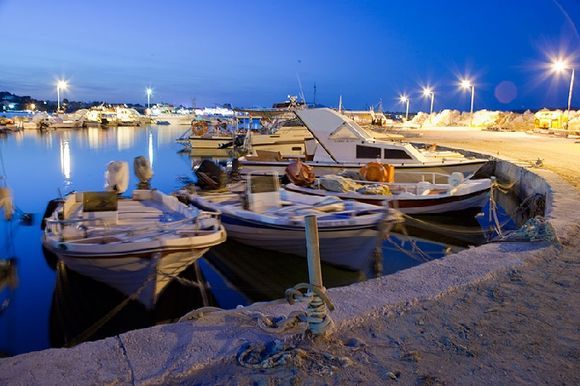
[172, 129, 580, 385]
[415, 128, 580, 188]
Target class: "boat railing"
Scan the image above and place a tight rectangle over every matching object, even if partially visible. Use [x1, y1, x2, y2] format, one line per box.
[45, 209, 222, 241]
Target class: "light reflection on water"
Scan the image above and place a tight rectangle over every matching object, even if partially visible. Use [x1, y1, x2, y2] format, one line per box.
[0, 125, 515, 356]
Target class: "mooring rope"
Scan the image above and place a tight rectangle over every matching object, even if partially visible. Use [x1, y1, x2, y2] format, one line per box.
[236, 341, 352, 373]
[494, 216, 560, 244]
[489, 180, 504, 238]
[386, 237, 432, 263]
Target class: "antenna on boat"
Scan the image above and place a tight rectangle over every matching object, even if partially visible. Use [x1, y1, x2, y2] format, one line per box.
[313, 82, 317, 107]
[338, 95, 343, 113]
[296, 72, 306, 105]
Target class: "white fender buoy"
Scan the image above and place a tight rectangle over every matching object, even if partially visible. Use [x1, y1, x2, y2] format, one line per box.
[105, 161, 129, 194]
[134, 156, 153, 184]
[448, 172, 464, 187]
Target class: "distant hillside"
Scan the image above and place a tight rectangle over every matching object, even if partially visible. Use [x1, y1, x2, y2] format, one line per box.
[0, 91, 147, 114]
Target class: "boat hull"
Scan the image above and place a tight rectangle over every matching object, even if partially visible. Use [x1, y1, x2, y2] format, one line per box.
[284, 182, 490, 215]
[205, 209, 383, 272]
[60, 249, 208, 309]
[180, 136, 234, 150]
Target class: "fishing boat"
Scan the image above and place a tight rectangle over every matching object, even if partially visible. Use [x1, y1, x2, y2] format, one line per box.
[284, 173, 492, 215]
[242, 124, 313, 158]
[176, 120, 239, 150]
[42, 188, 225, 257]
[176, 119, 311, 159]
[239, 108, 489, 182]
[42, 160, 227, 308]
[178, 173, 399, 271]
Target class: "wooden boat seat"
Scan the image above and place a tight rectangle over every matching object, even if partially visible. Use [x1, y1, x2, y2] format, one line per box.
[82, 192, 118, 212]
[81, 191, 119, 223]
[246, 174, 281, 213]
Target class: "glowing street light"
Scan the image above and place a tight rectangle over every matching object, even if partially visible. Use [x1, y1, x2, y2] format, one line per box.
[422, 87, 435, 114]
[460, 79, 475, 115]
[399, 95, 410, 120]
[146, 87, 153, 110]
[56, 80, 68, 113]
[550, 57, 575, 129]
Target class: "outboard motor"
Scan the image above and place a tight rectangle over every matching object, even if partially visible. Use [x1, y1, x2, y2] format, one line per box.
[105, 161, 129, 194]
[134, 156, 153, 189]
[194, 159, 227, 190]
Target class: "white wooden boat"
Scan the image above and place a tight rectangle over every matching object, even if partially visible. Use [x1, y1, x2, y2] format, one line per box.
[242, 125, 313, 158]
[43, 189, 226, 256]
[179, 175, 398, 271]
[42, 189, 227, 308]
[240, 108, 488, 182]
[284, 174, 492, 215]
[177, 124, 311, 158]
[176, 121, 237, 150]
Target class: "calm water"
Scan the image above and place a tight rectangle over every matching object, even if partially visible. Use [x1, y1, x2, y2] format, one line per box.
[0, 125, 515, 356]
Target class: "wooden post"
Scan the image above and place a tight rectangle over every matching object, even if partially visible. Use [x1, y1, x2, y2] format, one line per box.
[304, 215, 323, 289]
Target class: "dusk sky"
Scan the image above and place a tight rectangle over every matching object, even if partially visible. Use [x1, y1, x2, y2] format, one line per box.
[0, 0, 578, 111]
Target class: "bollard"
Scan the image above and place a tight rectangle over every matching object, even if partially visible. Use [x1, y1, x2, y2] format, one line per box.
[304, 215, 323, 288]
[303, 215, 334, 335]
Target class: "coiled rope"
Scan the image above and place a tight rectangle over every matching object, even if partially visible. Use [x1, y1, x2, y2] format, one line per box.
[236, 340, 352, 374]
[495, 216, 560, 244]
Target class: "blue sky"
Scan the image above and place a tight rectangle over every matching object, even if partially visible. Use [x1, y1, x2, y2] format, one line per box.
[0, 0, 578, 111]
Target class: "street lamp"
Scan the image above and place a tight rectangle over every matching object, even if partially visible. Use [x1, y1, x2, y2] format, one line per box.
[460, 79, 475, 114]
[422, 87, 435, 114]
[146, 87, 153, 110]
[399, 95, 410, 120]
[550, 57, 575, 129]
[460, 79, 475, 126]
[56, 80, 68, 113]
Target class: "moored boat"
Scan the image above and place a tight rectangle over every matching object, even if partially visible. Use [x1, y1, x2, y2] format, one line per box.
[178, 174, 400, 271]
[284, 173, 492, 215]
[42, 160, 227, 308]
[239, 108, 489, 182]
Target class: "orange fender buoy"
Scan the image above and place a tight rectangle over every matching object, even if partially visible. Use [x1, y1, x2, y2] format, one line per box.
[360, 162, 395, 182]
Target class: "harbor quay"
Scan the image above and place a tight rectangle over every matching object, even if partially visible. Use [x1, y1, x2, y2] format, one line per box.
[0, 127, 578, 385]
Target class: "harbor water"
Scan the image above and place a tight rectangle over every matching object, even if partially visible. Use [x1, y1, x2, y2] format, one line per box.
[0, 125, 516, 356]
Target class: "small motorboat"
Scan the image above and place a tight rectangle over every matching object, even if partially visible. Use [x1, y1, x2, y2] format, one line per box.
[42, 159, 227, 308]
[178, 173, 400, 271]
[284, 173, 492, 215]
[42, 189, 226, 257]
[239, 108, 489, 183]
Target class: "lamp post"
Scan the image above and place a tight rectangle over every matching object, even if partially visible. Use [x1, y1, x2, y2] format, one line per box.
[422, 87, 435, 114]
[146, 87, 153, 110]
[550, 58, 575, 129]
[399, 95, 410, 120]
[460, 79, 475, 126]
[56, 80, 68, 113]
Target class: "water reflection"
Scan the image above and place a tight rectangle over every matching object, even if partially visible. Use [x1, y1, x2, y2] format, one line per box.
[205, 239, 366, 303]
[148, 128, 154, 169]
[87, 127, 101, 149]
[116, 126, 135, 151]
[50, 259, 215, 348]
[59, 137, 72, 188]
